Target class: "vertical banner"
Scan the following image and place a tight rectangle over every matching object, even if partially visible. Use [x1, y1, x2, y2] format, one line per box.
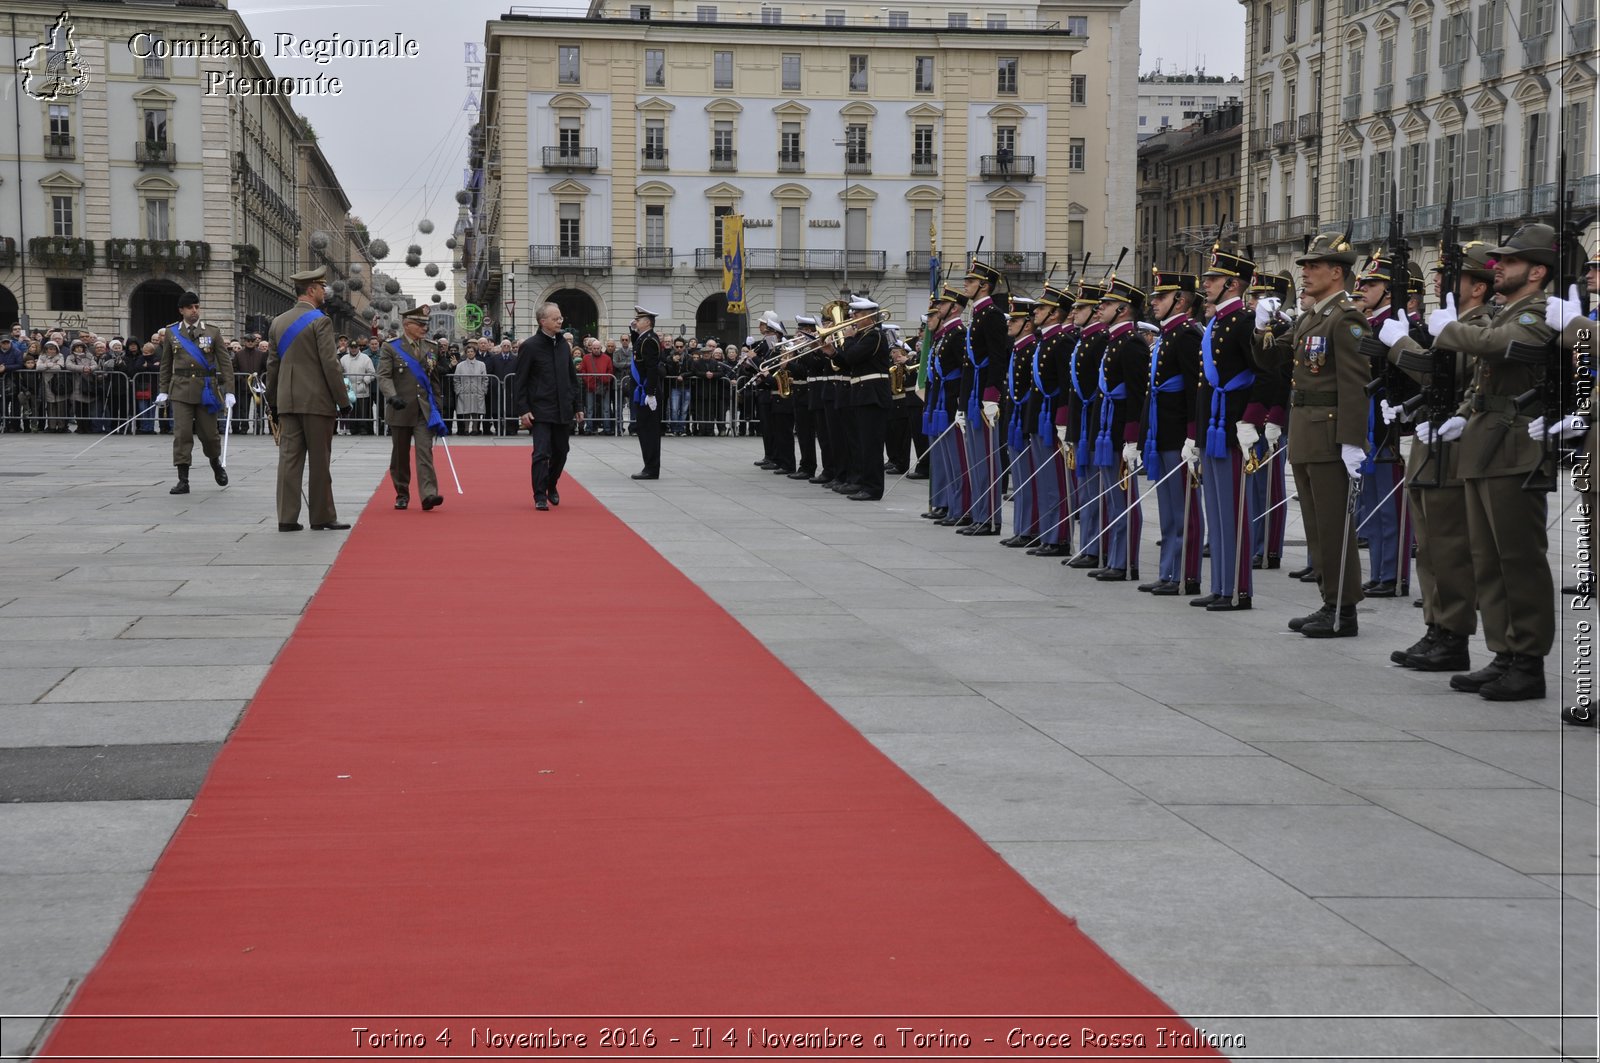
[928, 251, 940, 293]
[722, 214, 746, 315]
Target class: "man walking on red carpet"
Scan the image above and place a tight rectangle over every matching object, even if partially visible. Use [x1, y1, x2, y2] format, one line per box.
[514, 303, 584, 511]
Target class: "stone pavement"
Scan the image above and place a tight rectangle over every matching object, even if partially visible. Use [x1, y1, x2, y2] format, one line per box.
[1, 430, 1595, 1062]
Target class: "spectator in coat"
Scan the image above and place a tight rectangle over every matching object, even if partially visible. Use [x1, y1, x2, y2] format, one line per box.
[340, 339, 377, 435]
[485, 339, 519, 437]
[65, 339, 96, 432]
[579, 337, 615, 434]
[514, 302, 584, 510]
[36, 340, 66, 431]
[453, 342, 488, 435]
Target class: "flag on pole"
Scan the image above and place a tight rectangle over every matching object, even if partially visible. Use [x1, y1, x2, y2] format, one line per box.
[722, 215, 746, 314]
[928, 252, 940, 293]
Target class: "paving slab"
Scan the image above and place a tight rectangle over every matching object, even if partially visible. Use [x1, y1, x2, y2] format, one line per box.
[0, 668, 71, 704]
[41, 664, 270, 703]
[1087, 754, 1369, 805]
[0, 701, 247, 748]
[0, 801, 189, 875]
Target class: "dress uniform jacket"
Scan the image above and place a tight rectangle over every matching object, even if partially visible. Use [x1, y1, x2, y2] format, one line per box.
[1432, 292, 1557, 479]
[1006, 331, 1036, 441]
[1024, 324, 1065, 437]
[266, 300, 347, 416]
[1097, 322, 1150, 452]
[1258, 291, 1371, 463]
[1386, 303, 1496, 484]
[839, 326, 892, 407]
[931, 321, 967, 415]
[963, 296, 1009, 412]
[1065, 324, 1107, 448]
[1141, 316, 1203, 453]
[377, 336, 440, 427]
[632, 329, 662, 397]
[158, 321, 234, 405]
[1196, 300, 1260, 440]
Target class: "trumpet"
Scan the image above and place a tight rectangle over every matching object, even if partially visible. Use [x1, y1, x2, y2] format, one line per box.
[754, 307, 889, 375]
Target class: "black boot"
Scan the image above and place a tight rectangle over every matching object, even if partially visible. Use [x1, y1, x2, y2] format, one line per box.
[210, 456, 228, 487]
[1391, 624, 1438, 666]
[169, 465, 190, 494]
[1300, 605, 1358, 638]
[1405, 628, 1471, 672]
[1477, 653, 1546, 701]
[1450, 651, 1513, 693]
[1287, 604, 1333, 632]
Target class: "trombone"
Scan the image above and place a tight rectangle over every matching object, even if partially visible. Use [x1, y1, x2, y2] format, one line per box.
[752, 306, 889, 375]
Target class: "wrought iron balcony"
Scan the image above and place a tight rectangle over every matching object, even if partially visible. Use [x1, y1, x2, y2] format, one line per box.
[1349, 217, 1378, 243]
[636, 246, 674, 272]
[911, 152, 938, 176]
[232, 243, 260, 271]
[1406, 73, 1429, 103]
[542, 146, 598, 170]
[1480, 49, 1503, 79]
[905, 250, 936, 274]
[28, 236, 94, 270]
[1576, 174, 1600, 210]
[1573, 20, 1596, 52]
[709, 149, 737, 171]
[641, 147, 668, 171]
[693, 248, 886, 273]
[44, 132, 74, 159]
[1372, 84, 1392, 111]
[1297, 113, 1321, 139]
[527, 244, 612, 271]
[968, 250, 1046, 277]
[1406, 203, 1444, 234]
[1342, 93, 1362, 122]
[105, 238, 211, 271]
[778, 149, 805, 173]
[979, 154, 1034, 180]
[0, 237, 15, 269]
[135, 140, 174, 167]
[1522, 36, 1548, 65]
[1442, 63, 1465, 92]
[1284, 214, 1318, 239]
[1485, 189, 1529, 221]
[844, 152, 872, 175]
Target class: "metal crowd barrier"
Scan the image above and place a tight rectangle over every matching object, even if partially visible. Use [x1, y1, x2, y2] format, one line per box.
[661, 375, 744, 437]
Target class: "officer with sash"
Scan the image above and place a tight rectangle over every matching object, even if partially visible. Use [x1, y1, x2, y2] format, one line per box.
[1001, 298, 1040, 547]
[1025, 283, 1074, 557]
[629, 306, 663, 480]
[378, 306, 447, 511]
[265, 266, 352, 531]
[960, 259, 1009, 535]
[1245, 271, 1294, 573]
[1190, 247, 1259, 610]
[1257, 232, 1369, 636]
[156, 289, 234, 495]
[1088, 276, 1148, 581]
[1059, 280, 1108, 565]
[926, 287, 970, 524]
[1139, 268, 1205, 594]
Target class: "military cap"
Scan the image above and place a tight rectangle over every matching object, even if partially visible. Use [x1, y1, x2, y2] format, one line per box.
[1099, 276, 1146, 306]
[848, 295, 879, 312]
[401, 306, 430, 323]
[1137, 321, 1161, 337]
[1202, 247, 1254, 279]
[1357, 255, 1396, 285]
[1296, 231, 1359, 266]
[177, 290, 200, 308]
[758, 310, 785, 334]
[937, 284, 969, 307]
[1007, 297, 1038, 319]
[633, 304, 659, 320]
[289, 266, 328, 284]
[1431, 241, 1497, 281]
[1489, 223, 1558, 269]
[1073, 280, 1108, 307]
[796, 314, 819, 327]
[1038, 283, 1072, 309]
[1587, 246, 1600, 269]
[1407, 259, 1424, 282]
[1151, 268, 1198, 294]
[1258, 271, 1295, 301]
[965, 257, 1004, 287]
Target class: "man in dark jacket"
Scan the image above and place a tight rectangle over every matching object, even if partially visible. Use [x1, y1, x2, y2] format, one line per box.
[514, 302, 584, 510]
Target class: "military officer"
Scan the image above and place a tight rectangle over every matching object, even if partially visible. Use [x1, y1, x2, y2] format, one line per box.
[1376, 241, 1496, 674]
[156, 290, 234, 495]
[265, 266, 352, 531]
[378, 306, 446, 511]
[1139, 268, 1205, 594]
[1001, 298, 1041, 547]
[629, 306, 663, 480]
[1060, 280, 1109, 566]
[959, 259, 1010, 535]
[1086, 277, 1149, 581]
[1257, 232, 1369, 636]
[926, 287, 971, 524]
[1385, 223, 1558, 699]
[1025, 287, 1073, 557]
[1244, 271, 1294, 572]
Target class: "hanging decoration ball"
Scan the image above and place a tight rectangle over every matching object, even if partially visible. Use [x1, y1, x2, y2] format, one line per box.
[374, 298, 391, 313]
[424, 263, 439, 277]
[310, 231, 330, 251]
[368, 239, 390, 260]
[445, 236, 457, 250]
[407, 243, 422, 255]
[406, 254, 422, 268]
[347, 276, 364, 293]
[360, 307, 376, 321]
[384, 277, 401, 295]
[330, 280, 346, 294]
[434, 280, 447, 292]
[432, 294, 442, 303]
[349, 262, 363, 275]
[418, 219, 435, 234]
[455, 190, 471, 205]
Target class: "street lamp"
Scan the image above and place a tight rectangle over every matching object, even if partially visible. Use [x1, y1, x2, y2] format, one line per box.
[507, 261, 517, 340]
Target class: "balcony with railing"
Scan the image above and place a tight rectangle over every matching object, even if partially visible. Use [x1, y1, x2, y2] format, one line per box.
[969, 250, 1046, 277]
[1406, 73, 1428, 103]
[28, 236, 94, 270]
[636, 246, 674, 272]
[1373, 84, 1393, 111]
[1522, 35, 1549, 65]
[1485, 189, 1529, 221]
[1576, 174, 1600, 210]
[1407, 203, 1444, 233]
[105, 238, 211, 271]
[528, 244, 612, 271]
[1342, 93, 1362, 122]
[693, 248, 887, 274]
[641, 147, 668, 171]
[1573, 20, 1596, 51]
[710, 148, 737, 171]
[905, 250, 937, 274]
[44, 132, 74, 159]
[1249, 128, 1270, 152]
[1349, 216, 1379, 243]
[911, 152, 938, 176]
[844, 151, 872, 175]
[1441, 62, 1465, 92]
[542, 146, 599, 170]
[135, 140, 174, 168]
[777, 149, 805, 173]
[1284, 214, 1318, 239]
[1298, 113, 1321, 139]
[1481, 49, 1503, 79]
[0, 237, 15, 269]
[979, 154, 1034, 180]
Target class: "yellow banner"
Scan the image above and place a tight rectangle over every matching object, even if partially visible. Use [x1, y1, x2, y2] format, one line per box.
[722, 215, 746, 315]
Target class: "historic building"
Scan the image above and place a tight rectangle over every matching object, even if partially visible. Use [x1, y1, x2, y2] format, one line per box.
[1136, 102, 1244, 277]
[1238, 0, 1597, 277]
[465, 0, 1139, 343]
[1136, 72, 1245, 141]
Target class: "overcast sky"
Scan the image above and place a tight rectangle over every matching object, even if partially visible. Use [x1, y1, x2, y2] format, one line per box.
[229, 0, 1245, 304]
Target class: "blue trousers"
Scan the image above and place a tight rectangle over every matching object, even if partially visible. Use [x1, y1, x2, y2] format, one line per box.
[1010, 438, 1038, 535]
[929, 423, 962, 511]
[1149, 450, 1199, 583]
[1032, 437, 1069, 545]
[1092, 463, 1143, 572]
[1248, 442, 1289, 562]
[1074, 461, 1105, 559]
[1361, 461, 1409, 583]
[1200, 447, 1253, 597]
[962, 418, 1000, 525]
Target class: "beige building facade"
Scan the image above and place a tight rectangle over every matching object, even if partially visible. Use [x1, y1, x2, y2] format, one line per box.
[467, 0, 1137, 342]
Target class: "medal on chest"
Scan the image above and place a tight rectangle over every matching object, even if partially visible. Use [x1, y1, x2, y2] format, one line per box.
[1304, 335, 1327, 375]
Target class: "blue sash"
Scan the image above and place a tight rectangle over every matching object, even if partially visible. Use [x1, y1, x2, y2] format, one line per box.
[1142, 329, 1188, 474]
[1031, 336, 1059, 438]
[1200, 313, 1256, 459]
[389, 340, 450, 436]
[924, 333, 948, 436]
[171, 326, 220, 414]
[964, 320, 990, 421]
[1067, 332, 1100, 455]
[274, 308, 324, 361]
[630, 359, 647, 405]
[1093, 341, 1128, 467]
[1006, 342, 1030, 450]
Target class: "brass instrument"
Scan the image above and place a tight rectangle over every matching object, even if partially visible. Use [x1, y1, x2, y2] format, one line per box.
[247, 372, 281, 445]
[889, 363, 906, 397]
[774, 368, 792, 397]
[742, 304, 889, 384]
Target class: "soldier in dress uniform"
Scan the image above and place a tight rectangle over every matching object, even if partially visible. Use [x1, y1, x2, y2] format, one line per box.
[1380, 223, 1559, 699]
[1191, 247, 1260, 610]
[836, 296, 891, 500]
[755, 311, 796, 474]
[1376, 241, 1496, 674]
[926, 287, 971, 524]
[1257, 232, 1369, 636]
[786, 316, 819, 480]
[1138, 268, 1205, 594]
[1084, 277, 1148, 581]
[156, 290, 234, 495]
[629, 306, 663, 480]
[959, 259, 1009, 536]
[377, 306, 446, 511]
[1061, 280, 1108, 566]
[884, 325, 924, 477]
[795, 316, 837, 485]
[1244, 271, 1293, 572]
[1025, 283, 1076, 557]
[265, 266, 352, 531]
[1000, 298, 1041, 547]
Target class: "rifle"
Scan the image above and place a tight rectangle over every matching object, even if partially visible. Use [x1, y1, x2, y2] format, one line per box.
[1360, 183, 1412, 463]
[1405, 172, 1462, 489]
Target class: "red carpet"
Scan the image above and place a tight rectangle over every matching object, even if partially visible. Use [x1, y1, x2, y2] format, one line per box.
[42, 449, 1220, 1060]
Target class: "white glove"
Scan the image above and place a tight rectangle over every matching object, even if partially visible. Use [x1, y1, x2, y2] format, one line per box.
[1181, 437, 1201, 468]
[1121, 441, 1142, 471]
[224, 393, 236, 410]
[955, 411, 968, 431]
[1263, 422, 1282, 447]
[1340, 443, 1365, 479]
[1253, 297, 1281, 330]
[1235, 421, 1260, 452]
[155, 392, 169, 405]
[981, 400, 1000, 426]
[1378, 317, 1410, 348]
[1533, 414, 1589, 440]
[1379, 399, 1400, 424]
[1547, 284, 1584, 332]
[1437, 415, 1466, 442]
[1528, 416, 1549, 441]
[644, 395, 657, 411]
[1055, 424, 1069, 446]
[1426, 294, 1457, 338]
[1399, 435, 1414, 463]
[1415, 421, 1434, 444]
